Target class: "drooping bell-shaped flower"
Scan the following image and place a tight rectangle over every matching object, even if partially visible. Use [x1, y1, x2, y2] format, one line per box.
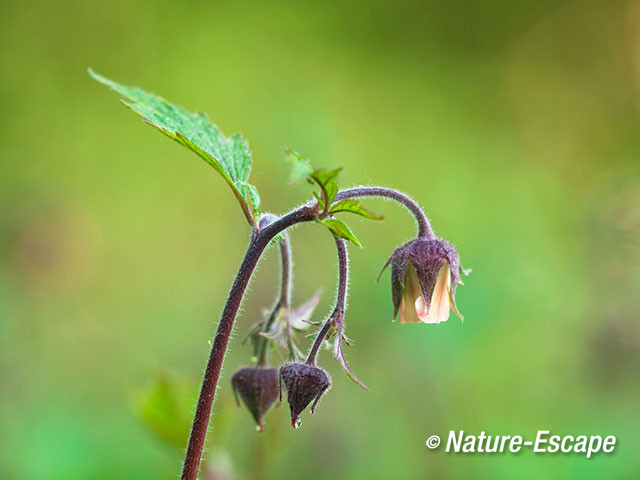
[231, 367, 280, 431]
[380, 237, 469, 324]
[279, 362, 331, 428]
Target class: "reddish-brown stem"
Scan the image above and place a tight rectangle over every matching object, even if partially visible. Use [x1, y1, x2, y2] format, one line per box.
[256, 233, 292, 366]
[182, 186, 430, 479]
[277, 233, 292, 308]
[181, 205, 316, 480]
[335, 187, 434, 238]
[306, 236, 348, 365]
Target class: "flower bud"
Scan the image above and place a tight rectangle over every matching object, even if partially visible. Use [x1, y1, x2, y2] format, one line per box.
[381, 237, 468, 324]
[231, 367, 280, 431]
[279, 362, 331, 428]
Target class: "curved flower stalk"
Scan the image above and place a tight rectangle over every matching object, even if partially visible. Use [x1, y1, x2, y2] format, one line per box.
[280, 235, 366, 428]
[306, 236, 366, 388]
[180, 205, 319, 479]
[91, 73, 468, 480]
[248, 226, 318, 365]
[334, 187, 434, 238]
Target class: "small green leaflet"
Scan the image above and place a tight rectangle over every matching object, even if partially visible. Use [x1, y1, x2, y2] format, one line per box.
[329, 199, 383, 220]
[309, 168, 342, 209]
[317, 218, 362, 247]
[283, 148, 313, 184]
[284, 148, 382, 221]
[89, 69, 260, 224]
[283, 147, 341, 210]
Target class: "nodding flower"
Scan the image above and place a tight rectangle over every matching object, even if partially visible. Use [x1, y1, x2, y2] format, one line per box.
[279, 362, 331, 428]
[380, 237, 469, 324]
[231, 367, 280, 431]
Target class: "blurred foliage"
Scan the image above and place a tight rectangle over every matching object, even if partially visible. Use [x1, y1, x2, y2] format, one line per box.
[131, 369, 194, 450]
[1, 0, 639, 479]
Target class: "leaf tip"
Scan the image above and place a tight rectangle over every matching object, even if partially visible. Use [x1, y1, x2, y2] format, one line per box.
[88, 67, 107, 85]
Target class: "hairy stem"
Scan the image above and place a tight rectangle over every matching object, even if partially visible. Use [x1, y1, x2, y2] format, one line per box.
[181, 205, 317, 480]
[256, 233, 292, 366]
[181, 186, 428, 478]
[278, 233, 292, 308]
[335, 187, 434, 238]
[307, 236, 348, 365]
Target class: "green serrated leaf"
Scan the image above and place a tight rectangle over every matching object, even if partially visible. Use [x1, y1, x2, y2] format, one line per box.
[310, 168, 342, 208]
[329, 199, 384, 220]
[283, 147, 313, 184]
[89, 69, 260, 223]
[317, 218, 362, 247]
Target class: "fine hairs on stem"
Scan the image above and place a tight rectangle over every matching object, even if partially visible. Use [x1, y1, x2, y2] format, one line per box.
[336, 187, 434, 238]
[306, 236, 348, 366]
[181, 186, 449, 479]
[255, 232, 292, 366]
[182, 186, 445, 479]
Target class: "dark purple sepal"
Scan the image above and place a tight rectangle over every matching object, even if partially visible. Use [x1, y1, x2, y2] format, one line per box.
[279, 362, 331, 428]
[379, 237, 466, 319]
[231, 366, 280, 431]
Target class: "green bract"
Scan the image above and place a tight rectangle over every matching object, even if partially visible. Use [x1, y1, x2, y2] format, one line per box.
[317, 218, 362, 247]
[329, 199, 384, 220]
[284, 147, 382, 247]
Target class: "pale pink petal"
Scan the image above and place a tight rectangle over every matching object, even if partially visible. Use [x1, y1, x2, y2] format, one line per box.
[417, 266, 451, 324]
[415, 295, 429, 318]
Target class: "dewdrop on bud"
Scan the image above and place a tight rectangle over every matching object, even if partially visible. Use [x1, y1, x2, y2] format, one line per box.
[279, 362, 331, 428]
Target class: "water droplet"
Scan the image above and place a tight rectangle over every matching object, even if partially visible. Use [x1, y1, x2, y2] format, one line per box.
[293, 417, 302, 429]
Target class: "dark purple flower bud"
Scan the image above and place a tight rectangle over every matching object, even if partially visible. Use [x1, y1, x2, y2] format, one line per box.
[231, 367, 280, 431]
[380, 237, 469, 324]
[279, 362, 331, 428]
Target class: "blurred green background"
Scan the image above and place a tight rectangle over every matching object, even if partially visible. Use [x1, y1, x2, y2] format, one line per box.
[1, 0, 639, 478]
